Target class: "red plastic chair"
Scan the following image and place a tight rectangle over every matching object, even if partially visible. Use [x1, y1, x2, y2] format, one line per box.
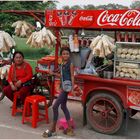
[12, 92, 23, 116]
[22, 95, 49, 128]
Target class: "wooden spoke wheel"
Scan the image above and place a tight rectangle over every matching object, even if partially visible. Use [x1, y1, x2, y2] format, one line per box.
[86, 93, 124, 134]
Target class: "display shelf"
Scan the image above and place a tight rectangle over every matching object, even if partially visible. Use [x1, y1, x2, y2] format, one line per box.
[114, 42, 140, 80]
[115, 59, 140, 64]
[116, 42, 140, 46]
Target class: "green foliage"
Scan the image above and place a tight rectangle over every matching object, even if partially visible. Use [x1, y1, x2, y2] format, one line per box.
[0, 1, 24, 10]
[14, 36, 52, 60]
[0, 1, 57, 10]
[62, 5, 70, 10]
[62, 3, 129, 10]
[70, 5, 83, 10]
[130, 0, 140, 9]
[27, 60, 37, 74]
[96, 3, 128, 10]
[38, 47, 52, 56]
[84, 5, 96, 10]
[42, 1, 58, 10]
[0, 1, 57, 34]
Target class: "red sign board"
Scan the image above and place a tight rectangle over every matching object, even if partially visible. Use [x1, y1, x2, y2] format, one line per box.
[45, 9, 140, 30]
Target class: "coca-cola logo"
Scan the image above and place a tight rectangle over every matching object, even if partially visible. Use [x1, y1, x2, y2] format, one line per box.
[79, 13, 94, 27]
[79, 16, 93, 21]
[97, 10, 140, 27]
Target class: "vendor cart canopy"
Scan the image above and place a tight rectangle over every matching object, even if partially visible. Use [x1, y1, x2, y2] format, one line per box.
[45, 9, 140, 30]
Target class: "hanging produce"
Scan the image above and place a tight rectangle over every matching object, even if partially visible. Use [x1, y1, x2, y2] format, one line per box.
[73, 33, 79, 52]
[0, 31, 16, 53]
[68, 34, 80, 52]
[90, 35, 116, 57]
[0, 64, 11, 79]
[12, 21, 34, 37]
[26, 27, 56, 48]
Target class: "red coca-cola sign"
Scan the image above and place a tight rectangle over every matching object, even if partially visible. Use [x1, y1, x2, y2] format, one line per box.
[97, 10, 140, 27]
[45, 10, 140, 30]
[78, 12, 94, 27]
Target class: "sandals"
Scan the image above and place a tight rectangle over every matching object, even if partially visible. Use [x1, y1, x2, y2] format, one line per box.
[42, 128, 75, 138]
[63, 128, 75, 136]
[42, 129, 57, 138]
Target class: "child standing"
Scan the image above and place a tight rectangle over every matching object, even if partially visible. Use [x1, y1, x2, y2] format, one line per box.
[42, 47, 75, 137]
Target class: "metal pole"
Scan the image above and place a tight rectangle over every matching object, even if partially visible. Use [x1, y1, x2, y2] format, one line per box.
[54, 28, 60, 69]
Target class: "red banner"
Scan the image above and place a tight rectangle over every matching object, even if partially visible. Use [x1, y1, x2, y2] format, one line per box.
[45, 9, 140, 30]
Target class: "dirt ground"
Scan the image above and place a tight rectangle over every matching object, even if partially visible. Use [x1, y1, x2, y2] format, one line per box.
[0, 97, 140, 139]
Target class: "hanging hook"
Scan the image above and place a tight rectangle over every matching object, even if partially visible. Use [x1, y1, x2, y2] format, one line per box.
[81, 29, 85, 36]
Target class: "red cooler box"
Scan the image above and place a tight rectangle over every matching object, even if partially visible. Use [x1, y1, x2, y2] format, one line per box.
[36, 56, 55, 73]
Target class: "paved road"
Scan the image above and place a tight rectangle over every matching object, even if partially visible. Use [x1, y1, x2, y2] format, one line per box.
[0, 97, 140, 139]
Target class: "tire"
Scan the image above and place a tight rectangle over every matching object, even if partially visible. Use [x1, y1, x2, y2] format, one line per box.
[86, 93, 124, 134]
[0, 86, 5, 101]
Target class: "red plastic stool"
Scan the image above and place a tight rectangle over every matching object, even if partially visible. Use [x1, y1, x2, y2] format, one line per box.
[12, 92, 23, 116]
[22, 95, 49, 128]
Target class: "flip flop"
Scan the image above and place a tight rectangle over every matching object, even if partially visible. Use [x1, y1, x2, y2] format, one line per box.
[42, 129, 57, 138]
[63, 128, 75, 136]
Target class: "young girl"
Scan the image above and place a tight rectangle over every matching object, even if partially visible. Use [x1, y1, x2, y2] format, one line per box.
[42, 47, 75, 137]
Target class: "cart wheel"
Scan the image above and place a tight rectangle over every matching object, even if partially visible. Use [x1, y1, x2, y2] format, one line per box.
[0, 86, 5, 101]
[86, 93, 124, 134]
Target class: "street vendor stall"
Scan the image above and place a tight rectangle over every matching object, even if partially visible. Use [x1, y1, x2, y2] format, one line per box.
[0, 9, 140, 134]
[40, 9, 140, 134]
